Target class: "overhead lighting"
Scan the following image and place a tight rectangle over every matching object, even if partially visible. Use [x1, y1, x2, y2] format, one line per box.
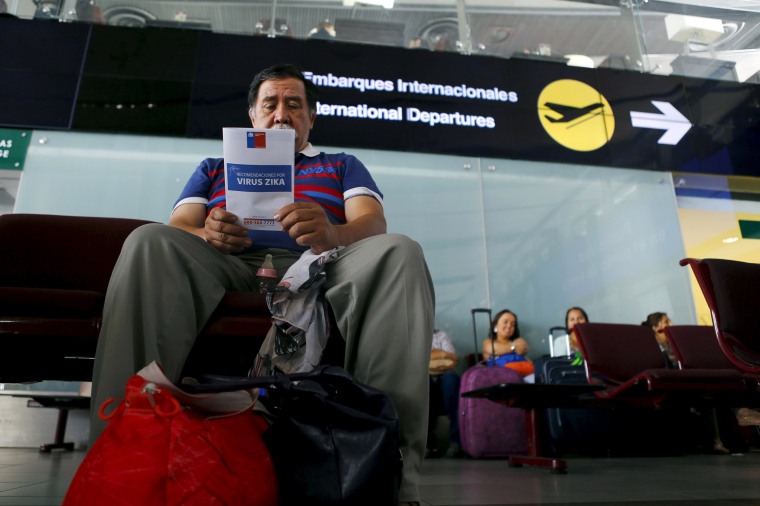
[565, 54, 595, 68]
[665, 14, 724, 44]
[722, 237, 739, 244]
[343, 0, 394, 8]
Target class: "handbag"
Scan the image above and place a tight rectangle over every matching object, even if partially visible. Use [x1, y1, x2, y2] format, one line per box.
[485, 339, 535, 377]
[63, 362, 278, 506]
[486, 352, 526, 367]
[503, 360, 535, 376]
[185, 364, 402, 506]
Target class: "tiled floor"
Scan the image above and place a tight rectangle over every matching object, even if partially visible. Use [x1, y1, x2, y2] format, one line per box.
[3, 447, 760, 505]
[0, 448, 81, 506]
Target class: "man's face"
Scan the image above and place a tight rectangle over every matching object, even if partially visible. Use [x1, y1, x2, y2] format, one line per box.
[249, 77, 316, 152]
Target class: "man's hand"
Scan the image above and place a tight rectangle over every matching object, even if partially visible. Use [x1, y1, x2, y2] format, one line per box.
[275, 196, 386, 254]
[429, 349, 458, 374]
[204, 208, 252, 253]
[275, 202, 338, 254]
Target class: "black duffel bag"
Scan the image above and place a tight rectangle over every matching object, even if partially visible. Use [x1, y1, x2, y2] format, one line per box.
[183, 365, 402, 506]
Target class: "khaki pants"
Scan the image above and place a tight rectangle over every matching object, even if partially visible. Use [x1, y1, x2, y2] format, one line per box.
[90, 224, 435, 502]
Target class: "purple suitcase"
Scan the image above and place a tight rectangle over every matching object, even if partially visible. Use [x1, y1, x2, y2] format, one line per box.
[458, 365, 527, 458]
[458, 308, 527, 458]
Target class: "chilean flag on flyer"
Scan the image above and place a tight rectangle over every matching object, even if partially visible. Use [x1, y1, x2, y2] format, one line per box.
[223, 128, 295, 231]
[247, 131, 267, 148]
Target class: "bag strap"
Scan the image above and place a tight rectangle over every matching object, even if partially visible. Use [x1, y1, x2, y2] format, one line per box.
[137, 361, 257, 414]
[181, 364, 350, 394]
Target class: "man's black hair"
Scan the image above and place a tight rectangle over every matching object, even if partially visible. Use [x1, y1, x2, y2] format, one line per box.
[247, 63, 319, 113]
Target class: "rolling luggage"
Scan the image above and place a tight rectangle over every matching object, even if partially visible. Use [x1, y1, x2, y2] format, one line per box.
[533, 326, 569, 384]
[458, 308, 527, 458]
[534, 327, 579, 386]
[538, 353, 612, 457]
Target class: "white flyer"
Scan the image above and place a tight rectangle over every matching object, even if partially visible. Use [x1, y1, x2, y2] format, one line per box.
[223, 128, 295, 231]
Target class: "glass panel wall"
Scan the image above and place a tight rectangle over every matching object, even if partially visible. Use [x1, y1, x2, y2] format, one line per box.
[14, 129, 694, 362]
[17, 131, 220, 221]
[481, 158, 695, 356]
[0, 171, 19, 216]
[349, 147, 490, 357]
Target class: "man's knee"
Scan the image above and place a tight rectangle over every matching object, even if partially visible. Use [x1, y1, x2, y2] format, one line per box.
[362, 234, 428, 276]
[121, 223, 200, 258]
[122, 223, 171, 250]
[334, 233, 429, 286]
[374, 233, 424, 259]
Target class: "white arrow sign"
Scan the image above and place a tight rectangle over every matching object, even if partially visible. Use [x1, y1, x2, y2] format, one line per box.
[630, 101, 692, 145]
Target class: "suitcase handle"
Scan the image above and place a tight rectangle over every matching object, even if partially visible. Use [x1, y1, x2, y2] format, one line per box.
[471, 308, 492, 358]
[548, 326, 570, 357]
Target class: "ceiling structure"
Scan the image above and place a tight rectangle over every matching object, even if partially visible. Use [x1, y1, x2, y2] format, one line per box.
[12, 0, 760, 82]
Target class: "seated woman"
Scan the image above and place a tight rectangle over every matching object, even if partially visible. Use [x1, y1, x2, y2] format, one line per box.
[533, 306, 588, 383]
[642, 312, 760, 429]
[481, 309, 533, 379]
[643, 311, 731, 454]
[565, 306, 588, 366]
[642, 312, 676, 367]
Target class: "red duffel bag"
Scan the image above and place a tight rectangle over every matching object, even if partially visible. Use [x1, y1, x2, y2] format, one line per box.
[63, 362, 277, 506]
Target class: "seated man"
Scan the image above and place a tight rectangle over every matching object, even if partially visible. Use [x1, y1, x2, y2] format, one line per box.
[89, 63, 435, 505]
[427, 328, 462, 458]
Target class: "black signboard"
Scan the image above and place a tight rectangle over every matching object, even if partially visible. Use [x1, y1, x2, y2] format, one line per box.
[0, 18, 89, 129]
[1, 17, 759, 177]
